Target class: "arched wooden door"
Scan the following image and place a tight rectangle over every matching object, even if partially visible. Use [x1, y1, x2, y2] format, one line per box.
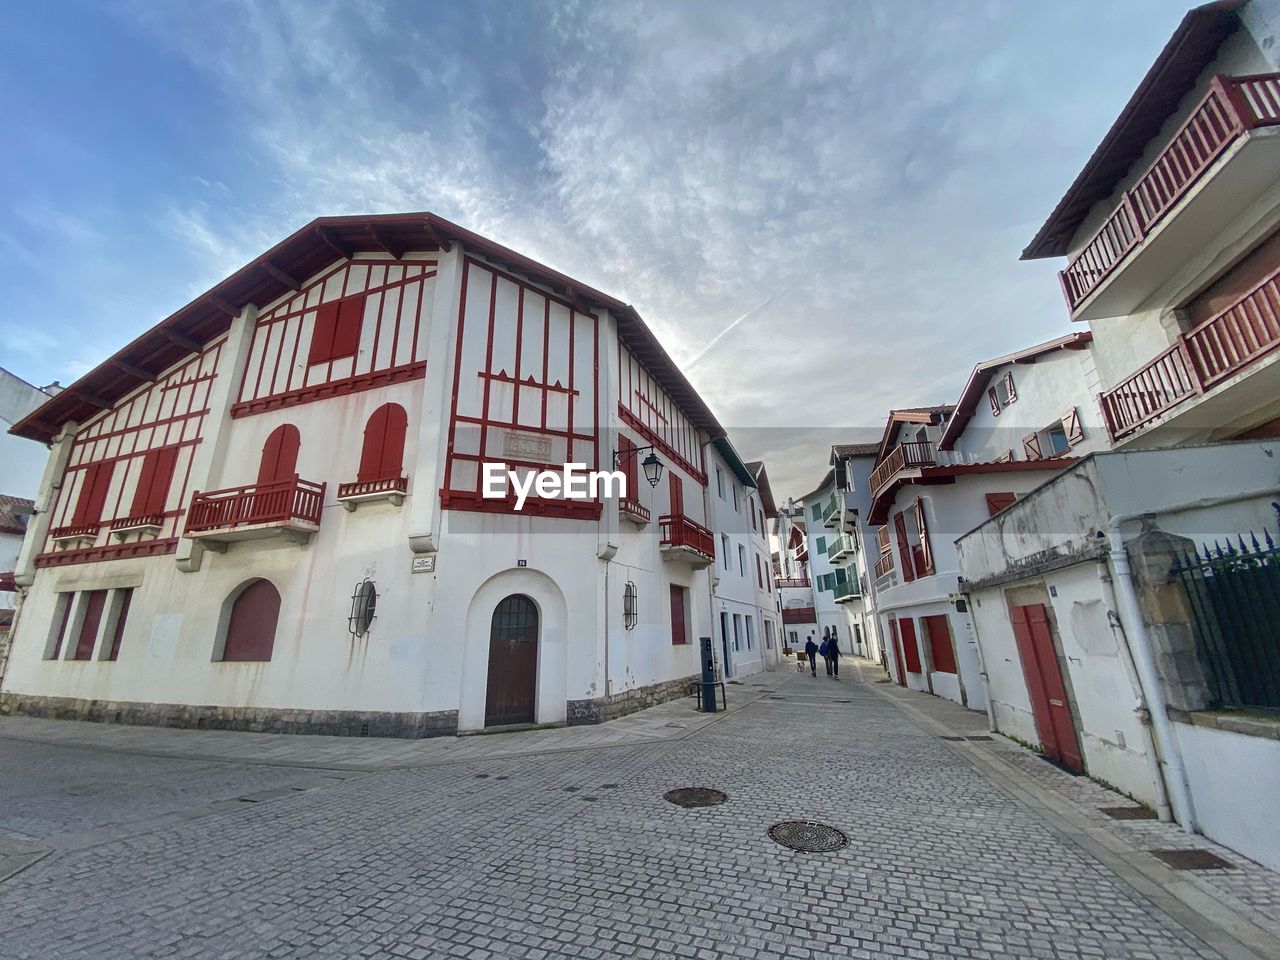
[485, 594, 538, 726]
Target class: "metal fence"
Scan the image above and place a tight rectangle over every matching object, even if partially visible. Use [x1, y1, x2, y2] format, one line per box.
[1172, 531, 1280, 713]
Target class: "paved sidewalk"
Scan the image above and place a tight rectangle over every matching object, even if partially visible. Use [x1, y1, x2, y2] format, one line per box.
[849, 657, 1280, 956]
[0, 672, 787, 770]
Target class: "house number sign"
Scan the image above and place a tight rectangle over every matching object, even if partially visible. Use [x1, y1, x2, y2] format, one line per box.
[411, 555, 436, 574]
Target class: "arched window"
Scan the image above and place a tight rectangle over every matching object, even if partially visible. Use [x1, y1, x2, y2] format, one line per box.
[357, 403, 408, 482]
[258, 424, 300, 486]
[221, 579, 281, 662]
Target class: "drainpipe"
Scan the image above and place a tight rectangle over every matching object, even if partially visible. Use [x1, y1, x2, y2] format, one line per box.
[1094, 561, 1173, 823]
[1109, 486, 1279, 833]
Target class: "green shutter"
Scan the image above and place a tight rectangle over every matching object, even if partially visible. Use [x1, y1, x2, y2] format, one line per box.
[816, 536, 826, 553]
[811, 502, 821, 521]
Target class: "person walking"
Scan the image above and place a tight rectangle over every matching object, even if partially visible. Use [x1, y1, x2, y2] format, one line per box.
[804, 637, 818, 676]
[820, 628, 832, 676]
[827, 632, 842, 679]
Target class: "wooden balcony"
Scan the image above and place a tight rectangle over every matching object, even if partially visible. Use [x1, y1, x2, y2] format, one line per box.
[49, 522, 100, 547]
[658, 513, 714, 568]
[186, 476, 325, 545]
[109, 513, 165, 540]
[873, 551, 895, 581]
[1100, 265, 1280, 440]
[781, 606, 816, 625]
[1061, 73, 1280, 317]
[336, 475, 407, 511]
[775, 576, 811, 589]
[869, 441, 936, 499]
[619, 497, 651, 526]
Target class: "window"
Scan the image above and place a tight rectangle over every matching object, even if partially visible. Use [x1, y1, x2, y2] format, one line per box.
[913, 499, 934, 577]
[669, 585, 689, 645]
[129, 447, 180, 519]
[816, 535, 827, 554]
[750, 506, 758, 533]
[923, 614, 957, 674]
[765, 621, 775, 649]
[986, 492, 1017, 517]
[356, 403, 408, 483]
[71, 461, 115, 529]
[308, 294, 365, 365]
[998, 371, 1017, 406]
[755, 554, 764, 589]
[716, 466, 724, 499]
[732, 613, 742, 651]
[894, 512, 916, 583]
[737, 544, 745, 577]
[899, 617, 922, 673]
[220, 579, 281, 662]
[105, 589, 133, 661]
[1044, 422, 1070, 456]
[788, 630, 797, 643]
[722, 535, 731, 570]
[745, 617, 755, 650]
[669, 472, 684, 516]
[732, 485, 740, 512]
[258, 424, 301, 485]
[618, 434, 639, 501]
[623, 581, 638, 630]
[71, 590, 108, 661]
[348, 580, 378, 637]
[811, 502, 821, 522]
[1026, 407, 1083, 461]
[46, 593, 74, 659]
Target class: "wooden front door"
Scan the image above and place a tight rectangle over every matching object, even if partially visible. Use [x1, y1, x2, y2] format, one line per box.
[1009, 603, 1083, 772]
[485, 594, 539, 727]
[887, 617, 907, 687]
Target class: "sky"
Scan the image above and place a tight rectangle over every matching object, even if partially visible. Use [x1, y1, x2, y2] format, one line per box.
[0, 0, 1193, 501]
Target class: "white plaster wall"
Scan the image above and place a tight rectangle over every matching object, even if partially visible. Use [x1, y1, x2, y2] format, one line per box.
[1175, 721, 1280, 872]
[968, 584, 1040, 745]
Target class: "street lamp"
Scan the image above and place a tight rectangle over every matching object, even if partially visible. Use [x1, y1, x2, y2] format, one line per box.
[614, 444, 665, 488]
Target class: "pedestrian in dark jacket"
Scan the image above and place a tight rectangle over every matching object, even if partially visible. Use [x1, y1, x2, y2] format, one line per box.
[804, 638, 818, 676]
[827, 634, 841, 678]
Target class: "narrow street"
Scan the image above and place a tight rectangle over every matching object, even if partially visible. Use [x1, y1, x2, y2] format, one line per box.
[1, 661, 1276, 960]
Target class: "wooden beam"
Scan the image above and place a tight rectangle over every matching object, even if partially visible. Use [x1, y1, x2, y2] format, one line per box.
[367, 225, 404, 259]
[161, 329, 202, 352]
[208, 296, 238, 318]
[111, 359, 156, 381]
[423, 222, 451, 252]
[315, 227, 352, 259]
[75, 389, 114, 410]
[261, 260, 301, 291]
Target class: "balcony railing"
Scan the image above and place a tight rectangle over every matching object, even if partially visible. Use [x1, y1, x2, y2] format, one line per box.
[873, 552, 895, 580]
[619, 497, 651, 524]
[781, 606, 817, 624]
[775, 577, 811, 589]
[833, 572, 861, 603]
[49, 522, 100, 543]
[186, 476, 325, 536]
[1100, 265, 1280, 440]
[658, 513, 715, 562]
[336, 475, 407, 501]
[822, 492, 841, 528]
[827, 534, 854, 562]
[869, 440, 936, 498]
[1061, 73, 1280, 313]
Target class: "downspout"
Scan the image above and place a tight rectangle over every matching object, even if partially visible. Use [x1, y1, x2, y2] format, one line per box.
[1108, 486, 1278, 834]
[1094, 561, 1173, 823]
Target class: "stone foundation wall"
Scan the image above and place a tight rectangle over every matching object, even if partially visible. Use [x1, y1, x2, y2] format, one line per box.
[0, 693, 458, 739]
[566, 674, 697, 725]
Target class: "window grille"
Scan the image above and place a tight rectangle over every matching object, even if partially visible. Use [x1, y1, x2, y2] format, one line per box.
[623, 581, 638, 630]
[349, 579, 378, 638]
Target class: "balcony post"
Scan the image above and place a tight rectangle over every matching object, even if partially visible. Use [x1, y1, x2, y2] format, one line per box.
[1209, 74, 1253, 133]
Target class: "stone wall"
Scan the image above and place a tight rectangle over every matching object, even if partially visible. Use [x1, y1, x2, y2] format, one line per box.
[566, 674, 697, 725]
[0, 693, 458, 739]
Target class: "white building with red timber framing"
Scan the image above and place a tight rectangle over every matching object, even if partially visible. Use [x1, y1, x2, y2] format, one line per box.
[1, 213, 771, 736]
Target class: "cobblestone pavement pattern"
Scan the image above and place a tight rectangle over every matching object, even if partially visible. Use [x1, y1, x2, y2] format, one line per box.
[0, 665, 1267, 959]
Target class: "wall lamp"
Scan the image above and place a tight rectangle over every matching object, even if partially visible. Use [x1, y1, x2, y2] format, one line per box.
[613, 444, 664, 487]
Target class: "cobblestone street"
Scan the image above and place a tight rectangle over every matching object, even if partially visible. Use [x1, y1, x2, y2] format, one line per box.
[1, 663, 1276, 960]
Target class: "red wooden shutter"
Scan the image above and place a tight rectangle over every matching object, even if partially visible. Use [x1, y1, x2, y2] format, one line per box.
[1022, 432, 1042, 461]
[923, 614, 957, 673]
[669, 584, 687, 645]
[131, 447, 180, 517]
[73, 590, 107, 660]
[988, 387, 1001, 416]
[223, 580, 281, 661]
[899, 617, 922, 672]
[669, 473, 684, 516]
[1063, 406, 1084, 446]
[1003, 371, 1017, 403]
[50, 594, 73, 660]
[107, 589, 133, 661]
[358, 404, 408, 482]
[893, 511, 916, 582]
[258, 425, 301, 485]
[913, 498, 933, 576]
[72, 462, 115, 527]
[331, 295, 365, 360]
[986, 492, 1017, 517]
[888, 617, 906, 686]
[618, 435, 638, 500]
[308, 301, 340, 366]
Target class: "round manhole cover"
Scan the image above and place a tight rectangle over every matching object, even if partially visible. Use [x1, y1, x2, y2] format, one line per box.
[768, 820, 849, 852]
[663, 787, 728, 808]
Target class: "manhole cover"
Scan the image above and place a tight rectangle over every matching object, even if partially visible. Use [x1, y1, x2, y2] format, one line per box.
[768, 820, 849, 853]
[1100, 806, 1157, 821]
[663, 787, 728, 808]
[1152, 848, 1235, 870]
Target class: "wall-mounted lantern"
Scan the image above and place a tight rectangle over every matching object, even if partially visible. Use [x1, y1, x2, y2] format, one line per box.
[614, 444, 664, 488]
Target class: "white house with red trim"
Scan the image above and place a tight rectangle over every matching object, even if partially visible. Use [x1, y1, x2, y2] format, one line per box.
[1, 213, 771, 736]
[868, 334, 1109, 709]
[772, 505, 818, 653]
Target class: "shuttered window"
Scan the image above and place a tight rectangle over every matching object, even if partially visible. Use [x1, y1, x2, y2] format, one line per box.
[107, 588, 133, 661]
[308, 295, 365, 365]
[222, 580, 281, 662]
[669, 473, 684, 516]
[72, 590, 107, 661]
[258, 424, 301, 486]
[618, 434, 639, 501]
[899, 617, 922, 672]
[356, 403, 408, 483]
[71, 462, 115, 528]
[894, 512, 916, 583]
[923, 614, 957, 674]
[129, 447, 180, 518]
[913, 498, 934, 576]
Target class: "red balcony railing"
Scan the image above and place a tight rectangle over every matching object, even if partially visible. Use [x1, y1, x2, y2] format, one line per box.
[49, 522, 101, 541]
[1061, 73, 1280, 312]
[186, 476, 325, 534]
[775, 577, 811, 589]
[1100, 265, 1280, 440]
[873, 552, 895, 580]
[109, 513, 165, 531]
[336, 476, 407, 500]
[781, 606, 817, 625]
[620, 497, 651, 523]
[869, 440, 936, 498]
[658, 513, 715, 561]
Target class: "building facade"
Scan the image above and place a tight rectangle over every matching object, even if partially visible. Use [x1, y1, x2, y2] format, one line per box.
[1, 213, 773, 736]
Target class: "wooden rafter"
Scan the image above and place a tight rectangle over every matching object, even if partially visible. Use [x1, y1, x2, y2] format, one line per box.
[261, 259, 302, 291]
[367, 225, 404, 260]
[75, 389, 114, 410]
[111, 359, 156, 381]
[315, 227, 352, 259]
[161, 329, 202, 352]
